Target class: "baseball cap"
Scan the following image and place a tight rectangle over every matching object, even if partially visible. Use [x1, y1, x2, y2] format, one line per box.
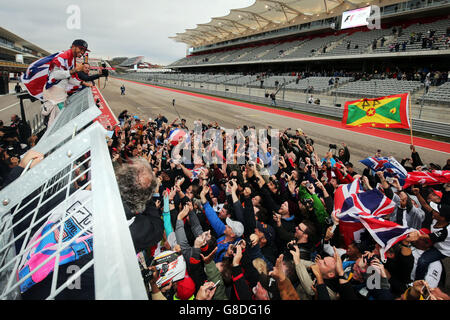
[431, 189, 443, 199]
[256, 221, 275, 243]
[225, 217, 244, 237]
[430, 202, 450, 221]
[71, 39, 90, 51]
[175, 273, 196, 300]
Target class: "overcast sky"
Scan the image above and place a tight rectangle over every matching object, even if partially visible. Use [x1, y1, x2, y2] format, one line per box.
[0, 0, 255, 65]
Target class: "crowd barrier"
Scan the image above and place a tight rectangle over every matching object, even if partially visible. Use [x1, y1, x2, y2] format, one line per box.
[0, 88, 147, 300]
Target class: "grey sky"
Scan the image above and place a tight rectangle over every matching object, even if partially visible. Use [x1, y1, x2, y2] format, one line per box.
[0, 0, 255, 65]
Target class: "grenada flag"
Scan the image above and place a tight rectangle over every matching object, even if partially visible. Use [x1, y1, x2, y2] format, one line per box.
[342, 93, 410, 129]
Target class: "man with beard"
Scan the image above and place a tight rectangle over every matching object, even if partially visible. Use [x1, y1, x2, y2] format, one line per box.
[114, 158, 164, 253]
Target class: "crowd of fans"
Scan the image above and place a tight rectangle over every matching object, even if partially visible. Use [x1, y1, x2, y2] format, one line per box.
[0, 114, 36, 189]
[5, 35, 449, 301]
[96, 110, 450, 301]
[2, 100, 449, 301]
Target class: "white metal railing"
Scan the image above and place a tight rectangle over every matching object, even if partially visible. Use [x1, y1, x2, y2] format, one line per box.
[0, 88, 147, 300]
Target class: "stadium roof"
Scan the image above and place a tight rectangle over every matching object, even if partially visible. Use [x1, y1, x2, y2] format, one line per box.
[170, 0, 408, 47]
[0, 26, 51, 57]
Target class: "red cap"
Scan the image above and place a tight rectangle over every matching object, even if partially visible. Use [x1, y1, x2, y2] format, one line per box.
[176, 274, 196, 300]
[432, 189, 443, 199]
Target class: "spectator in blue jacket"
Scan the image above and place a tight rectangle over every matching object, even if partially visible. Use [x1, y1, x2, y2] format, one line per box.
[200, 183, 244, 263]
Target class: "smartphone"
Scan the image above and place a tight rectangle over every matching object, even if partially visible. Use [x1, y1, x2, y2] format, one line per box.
[306, 181, 311, 188]
[209, 279, 221, 290]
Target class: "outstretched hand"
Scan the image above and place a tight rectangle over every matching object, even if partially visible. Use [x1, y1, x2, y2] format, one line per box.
[200, 247, 218, 265]
[269, 254, 286, 282]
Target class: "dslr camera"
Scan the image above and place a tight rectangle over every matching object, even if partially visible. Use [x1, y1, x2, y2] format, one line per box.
[329, 144, 337, 150]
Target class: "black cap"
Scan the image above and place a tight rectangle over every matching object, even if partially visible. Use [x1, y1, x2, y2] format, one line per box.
[72, 39, 90, 52]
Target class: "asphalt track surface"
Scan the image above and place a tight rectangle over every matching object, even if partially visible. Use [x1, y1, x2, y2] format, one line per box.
[0, 78, 448, 172]
[102, 77, 449, 171]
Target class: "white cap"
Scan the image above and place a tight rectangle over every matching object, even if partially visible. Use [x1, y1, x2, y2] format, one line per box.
[430, 202, 439, 213]
[226, 218, 244, 238]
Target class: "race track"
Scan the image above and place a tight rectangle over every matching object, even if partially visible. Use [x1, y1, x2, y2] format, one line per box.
[101, 77, 450, 170]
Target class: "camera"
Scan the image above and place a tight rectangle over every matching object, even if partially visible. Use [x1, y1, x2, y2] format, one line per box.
[287, 242, 298, 251]
[363, 255, 375, 265]
[329, 144, 337, 149]
[140, 266, 154, 284]
[301, 198, 314, 207]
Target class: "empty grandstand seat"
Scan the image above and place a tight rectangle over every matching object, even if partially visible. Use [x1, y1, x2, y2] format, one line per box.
[333, 79, 424, 98]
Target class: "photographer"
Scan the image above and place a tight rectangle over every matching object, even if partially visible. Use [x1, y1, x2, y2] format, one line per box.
[77, 62, 108, 86]
[289, 241, 339, 300]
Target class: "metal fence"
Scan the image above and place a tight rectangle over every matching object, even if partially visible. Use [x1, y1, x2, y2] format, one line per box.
[117, 74, 450, 138]
[0, 88, 147, 300]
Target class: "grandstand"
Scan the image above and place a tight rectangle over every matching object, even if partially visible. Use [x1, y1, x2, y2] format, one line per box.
[0, 26, 50, 94]
[160, 0, 450, 110]
[333, 78, 424, 98]
[418, 81, 450, 105]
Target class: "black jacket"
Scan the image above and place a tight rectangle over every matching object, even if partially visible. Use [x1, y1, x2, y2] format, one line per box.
[125, 202, 164, 253]
[77, 71, 103, 83]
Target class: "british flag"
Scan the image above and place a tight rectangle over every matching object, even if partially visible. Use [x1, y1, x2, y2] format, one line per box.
[21, 49, 77, 101]
[332, 178, 363, 219]
[336, 189, 415, 261]
[358, 216, 416, 262]
[332, 179, 364, 247]
[337, 189, 396, 223]
[21, 52, 60, 100]
[403, 170, 450, 188]
[360, 156, 407, 180]
[168, 128, 191, 146]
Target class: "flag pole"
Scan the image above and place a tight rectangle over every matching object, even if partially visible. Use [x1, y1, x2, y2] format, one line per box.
[408, 92, 414, 146]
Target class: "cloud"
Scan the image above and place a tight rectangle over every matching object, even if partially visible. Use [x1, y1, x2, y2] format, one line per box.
[0, 0, 255, 65]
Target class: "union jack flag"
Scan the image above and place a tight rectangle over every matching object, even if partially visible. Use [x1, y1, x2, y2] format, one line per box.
[358, 216, 416, 262]
[168, 128, 191, 146]
[332, 178, 363, 219]
[332, 179, 364, 247]
[360, 156, 407, 180]
[337, 189, 396, 223]
[336, 188, 414, 261]
[21, 49, 77, 101]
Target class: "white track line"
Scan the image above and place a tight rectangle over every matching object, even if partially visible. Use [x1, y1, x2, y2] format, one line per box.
[0, 102, 19, 112]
